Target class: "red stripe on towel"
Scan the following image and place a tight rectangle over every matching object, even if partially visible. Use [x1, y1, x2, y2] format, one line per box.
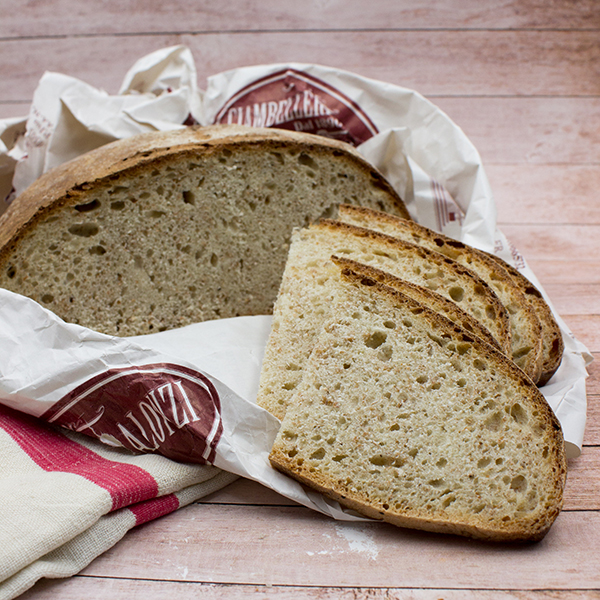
[0, 406, 159, 511]
[128, 494, 180, 526]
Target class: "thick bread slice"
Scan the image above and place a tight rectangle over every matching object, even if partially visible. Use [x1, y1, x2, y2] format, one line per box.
[269, 265, 567, 542]
[302, 221, 509, 350]
[0, 124, 409, 337]
[337, 204, 543, 383]
[257, 254, 501, 420]
[487, 254, 564, 386]
[256, 222, 511, 420]
[331, 257, 501, 351]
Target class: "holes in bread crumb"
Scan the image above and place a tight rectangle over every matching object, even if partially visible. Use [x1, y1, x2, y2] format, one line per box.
[383, 320, 396, 329]
[442, 495, 457, 509]
[477, 457, 492, 469]
[6, 265, 16, 279]
[283, 382, 297, 391]
[110, 200, 125, 210]
[510, 475, 527, 493]
[364, 330, 387, 349]
[298, 153, 318, 170]
[41, 294, 54, 304]
[456, 342, 471, 356]
[210, 253, 219, 267]
[370, 455, 405, 468]
[333, 454, 348, 462]
[88, 245, 106, 256]
[147, 210, 166, 219]
[377, 345, 393, 362]
[449, 286, 465, 302]
[74, 199, 100, 212]
[484, 411, 503, 431]
[182, 190, 196, 205]
[310, 448, 326, 460]
[473, 358, 487, 371]
[510, 403, 528, 425]
[68, 223, 99, 237]
[428, 478, 446, 488]
[485, 305, 496, 320]
[436, 458, 448, 468]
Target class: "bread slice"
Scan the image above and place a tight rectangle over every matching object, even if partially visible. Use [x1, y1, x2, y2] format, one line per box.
[0, 124, 409, 337]
[487, 254, 564, 386]
[256, 221, 511, 420]
[269, 263, 567, 542]
[337, 204, 544, 383]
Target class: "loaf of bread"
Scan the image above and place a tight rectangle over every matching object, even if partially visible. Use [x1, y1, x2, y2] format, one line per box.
[337, 204, 544, 383]
[256, 220, 511, 420]
[269, 262, 567, 542]
[0, 125, 409, 337]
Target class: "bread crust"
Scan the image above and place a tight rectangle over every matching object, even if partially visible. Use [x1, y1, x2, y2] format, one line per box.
[488, 254, 565, 386]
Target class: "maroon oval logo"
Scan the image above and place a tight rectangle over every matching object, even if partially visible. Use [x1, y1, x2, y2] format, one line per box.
[213, 68, 378, 146]
[43, 364, 222, 464]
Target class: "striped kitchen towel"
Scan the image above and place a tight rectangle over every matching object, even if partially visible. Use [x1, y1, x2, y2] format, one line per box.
[0, 405, 237, 600]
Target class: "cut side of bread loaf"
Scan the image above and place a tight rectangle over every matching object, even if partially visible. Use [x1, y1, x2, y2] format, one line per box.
[337, 204, 544, 383]
[487, 254, 564, 386]
[0, 125, 409, 337]
[269, 264, 567, 542]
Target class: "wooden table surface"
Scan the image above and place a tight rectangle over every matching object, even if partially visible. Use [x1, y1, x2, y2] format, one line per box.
[2, 1, 599, 598]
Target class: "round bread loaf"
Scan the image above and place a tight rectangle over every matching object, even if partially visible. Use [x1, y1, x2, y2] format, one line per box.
[0, 125, 409, 336]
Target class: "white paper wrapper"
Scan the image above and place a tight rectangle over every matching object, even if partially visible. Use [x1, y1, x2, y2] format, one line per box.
[0, 43, 591, 501]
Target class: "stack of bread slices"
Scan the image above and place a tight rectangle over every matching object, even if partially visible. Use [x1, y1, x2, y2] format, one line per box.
[258, 205, 567, 542]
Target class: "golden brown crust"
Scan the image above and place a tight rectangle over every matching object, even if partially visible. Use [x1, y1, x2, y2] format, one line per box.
[488, 254, 565, 386]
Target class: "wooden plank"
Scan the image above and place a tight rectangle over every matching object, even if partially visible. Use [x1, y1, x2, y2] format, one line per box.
[3, 0, 599, 38]
[19, 577, 600, 600]
[564, 447, 600, 510]
[488, 165, 600, 226]
[78, 505, 600, 589]
[559, 315, 600, 353]
[498, 225, 600, 261]
[526, 260, 600, 286]
[434, 97, 600, 166]
[0, 30, 599, 105]
[531, 284, 600, 316]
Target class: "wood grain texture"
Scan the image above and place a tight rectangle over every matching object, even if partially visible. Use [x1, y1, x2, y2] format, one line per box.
[77, 504, 600, 589]
[1, 29, 599, 106]
[490, 165, 600, 225]
[18, 578, 600, 600]
[2, 0, 599, 38]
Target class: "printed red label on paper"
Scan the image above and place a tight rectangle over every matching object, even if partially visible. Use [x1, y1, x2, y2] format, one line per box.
[213, 69, 378, 146]
[43, 364, 223, 464]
